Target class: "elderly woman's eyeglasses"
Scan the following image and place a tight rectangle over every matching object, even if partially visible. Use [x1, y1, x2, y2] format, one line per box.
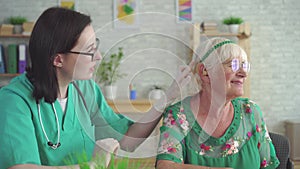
[68, 38, 100, 61]
[225, 58, 250, 73]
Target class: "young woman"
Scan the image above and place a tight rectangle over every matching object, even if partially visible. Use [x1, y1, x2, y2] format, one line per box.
[156, 37, 280, 169]
[0, 7, 193, 168]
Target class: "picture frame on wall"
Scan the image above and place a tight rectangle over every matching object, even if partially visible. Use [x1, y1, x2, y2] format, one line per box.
[113, 0, 139, 29]
[58, 0, 77, 10]
[176, 0, 192, 22]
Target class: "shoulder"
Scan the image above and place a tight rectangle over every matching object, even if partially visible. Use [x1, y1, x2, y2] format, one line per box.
[0, 74, 33, 101]
[233, 97, 261, 112]
[162, 97, 190, 135]
[73, 79, 98, 90]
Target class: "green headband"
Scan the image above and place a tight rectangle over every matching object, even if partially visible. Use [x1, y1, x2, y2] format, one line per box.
[200, 40, 234, 62]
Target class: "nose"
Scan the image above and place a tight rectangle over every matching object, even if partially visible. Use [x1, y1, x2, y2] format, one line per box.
[94, 51, 102, 61]
[237, 67, 247, 78]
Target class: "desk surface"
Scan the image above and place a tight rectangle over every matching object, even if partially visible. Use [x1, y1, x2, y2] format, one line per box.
[106, 99, 153, 113]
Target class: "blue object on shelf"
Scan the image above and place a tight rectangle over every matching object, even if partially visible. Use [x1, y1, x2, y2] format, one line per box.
[130, 90, 136, 100]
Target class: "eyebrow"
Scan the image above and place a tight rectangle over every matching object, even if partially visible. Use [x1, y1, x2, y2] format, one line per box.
[84, 42, 95, 50]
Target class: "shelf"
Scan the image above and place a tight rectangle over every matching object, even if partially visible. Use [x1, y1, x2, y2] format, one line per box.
[107, 99, 153, 113]
[201, 32, 240, 37]
[0, 34, 30, 38]
[0, 73, 20, 77]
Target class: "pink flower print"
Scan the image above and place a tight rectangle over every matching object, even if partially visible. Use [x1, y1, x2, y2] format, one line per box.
[257, 142, 261, 149]
[178, 114, 186, 120]
[221, 138, 239, 157]
[200, 144, 205, 149]
[247, 131, 252, 138]
[261, 159, 268, 168]
[200, 144, 211, 151]
[222, 144, 231, 150]
[167, 147, 177, 153]
[180, 106, 184, 112]
[171, 119, 176, 125]
[256, 125, 261, 132]
[169, 109, 173, 113]
[158, 139, 178, 154]
[245, 103, 252, 113]
[163, 132, 169, 138]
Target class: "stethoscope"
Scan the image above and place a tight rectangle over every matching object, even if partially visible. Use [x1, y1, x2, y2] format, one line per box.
[37, 103, 61, 149]
[36, 82, 87, 150]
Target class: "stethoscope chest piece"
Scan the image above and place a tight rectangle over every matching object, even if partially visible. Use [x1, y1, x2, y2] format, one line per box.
[38, 103, 61, 150]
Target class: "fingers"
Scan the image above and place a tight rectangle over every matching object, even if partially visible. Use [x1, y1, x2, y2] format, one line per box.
[188, 60, 196, 69]
[177, 62, 194, 84]
[96, 138, 120, 153]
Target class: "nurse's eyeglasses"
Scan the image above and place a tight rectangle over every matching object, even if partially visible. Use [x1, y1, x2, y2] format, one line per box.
[68, 38, 100, 61]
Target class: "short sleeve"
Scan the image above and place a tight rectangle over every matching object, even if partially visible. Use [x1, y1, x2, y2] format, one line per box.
[156, 105, 188, 163]
[0, 89, 41, 168]
[86, 81, 134, 141]
[251, 102, 280, 169]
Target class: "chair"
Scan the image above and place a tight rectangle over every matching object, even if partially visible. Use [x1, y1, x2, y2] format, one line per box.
[269, 132, 294, 169]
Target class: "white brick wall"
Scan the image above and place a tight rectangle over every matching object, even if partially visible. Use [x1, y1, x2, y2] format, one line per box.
[0, 0, 299, 134]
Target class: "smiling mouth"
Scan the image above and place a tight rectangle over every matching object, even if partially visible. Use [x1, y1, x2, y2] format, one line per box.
[231, 81, 243, 85]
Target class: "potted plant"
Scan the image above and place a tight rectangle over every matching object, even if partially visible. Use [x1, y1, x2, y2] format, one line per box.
[222, 16, 243, 34]
[9, 16, 27, 34]
[96, 47, 126, 99]
[149, 85, 164, 100]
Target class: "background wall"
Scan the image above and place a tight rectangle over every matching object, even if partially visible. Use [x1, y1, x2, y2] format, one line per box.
[0, 0, 299, 135]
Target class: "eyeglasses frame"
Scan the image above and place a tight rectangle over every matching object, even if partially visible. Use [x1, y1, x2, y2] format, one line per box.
[68, 38, 100, 61]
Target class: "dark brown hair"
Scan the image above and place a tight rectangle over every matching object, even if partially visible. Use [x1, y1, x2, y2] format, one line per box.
[26, 7, 91, 103]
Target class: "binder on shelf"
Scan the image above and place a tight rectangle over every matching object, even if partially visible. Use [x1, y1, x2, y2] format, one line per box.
[7, 44, 18, 74]
[18, 44, 26, 73]
[0, 44, 5, 73]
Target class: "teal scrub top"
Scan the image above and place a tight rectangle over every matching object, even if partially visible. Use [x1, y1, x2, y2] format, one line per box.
[0, 74, 134, 168]
[156, 97, 280, 169]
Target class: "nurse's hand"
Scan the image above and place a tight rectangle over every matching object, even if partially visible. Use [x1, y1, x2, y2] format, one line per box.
[154, 61, 195, 112]
[93, 138, 120, 167]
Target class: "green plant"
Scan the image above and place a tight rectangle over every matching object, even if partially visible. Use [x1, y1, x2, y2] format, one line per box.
[96, 47, 126, 86]
[222, 16, 243, 25]
[64, 152, 146, 169]
[152, 85, 164, 90]
[9, 16, 27, 25]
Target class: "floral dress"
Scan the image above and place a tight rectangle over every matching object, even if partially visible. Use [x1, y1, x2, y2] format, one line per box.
[156, 97, 280, 169]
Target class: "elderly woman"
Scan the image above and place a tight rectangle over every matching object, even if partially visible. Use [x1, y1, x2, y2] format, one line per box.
[156, 37, 280, 169]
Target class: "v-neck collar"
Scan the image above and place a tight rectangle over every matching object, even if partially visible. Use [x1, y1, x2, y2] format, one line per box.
[184, 97, 241, 146]
[54, 84, 75, 131]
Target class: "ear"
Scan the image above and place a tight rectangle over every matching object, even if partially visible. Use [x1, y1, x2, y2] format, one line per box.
[53, 54, 63, 68]
[197, 63, 210, 82]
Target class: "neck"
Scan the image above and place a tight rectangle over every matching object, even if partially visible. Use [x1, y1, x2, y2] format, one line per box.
[56, 70, 72, 99]
[197, 91, 232, 117]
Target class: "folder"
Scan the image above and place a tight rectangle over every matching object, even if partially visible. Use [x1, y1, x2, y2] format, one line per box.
[18, 44, 26, 73]
[0, 44, 5, 73]
[7, 44, 18, 74]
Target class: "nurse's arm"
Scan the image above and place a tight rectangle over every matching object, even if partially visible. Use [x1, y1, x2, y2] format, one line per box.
[119, 62, 194, 151]
[119, 103, 164, 151]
